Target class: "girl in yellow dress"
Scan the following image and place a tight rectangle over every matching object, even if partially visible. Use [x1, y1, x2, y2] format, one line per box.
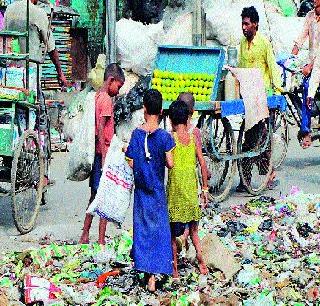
[167, 100, 209, 279]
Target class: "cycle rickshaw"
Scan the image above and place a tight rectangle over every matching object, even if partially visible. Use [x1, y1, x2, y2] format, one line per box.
[0, 1, 52, 233]
[154, 45, 287, 202]
[278, 56, 320, 145]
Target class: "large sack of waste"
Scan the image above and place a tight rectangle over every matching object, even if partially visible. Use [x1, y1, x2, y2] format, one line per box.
[62, 87, 92, 142]
[206, 0, 270, 46]
[115, 75, 149, 142]
[116, 18, 164, 76]
[129, 0, 167, 24]
[162, 0, 193, 31]
[87, 136, 134, 225]
[267, 13, 307, 59]
[66, 92, 95, 181]
[114, 75, 150, 126]
[162, 12, 193, 45]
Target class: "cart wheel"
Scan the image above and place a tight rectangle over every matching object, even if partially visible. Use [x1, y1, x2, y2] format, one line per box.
[11, 130, 44, 234]
[201, 116, 237, 202]
[272, 111, 289, 169]
[237, 118, 273, 195]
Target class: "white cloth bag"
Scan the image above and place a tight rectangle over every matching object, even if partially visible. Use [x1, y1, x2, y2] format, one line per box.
[66, 92, 96, 181]
[87, 136, 134, 225]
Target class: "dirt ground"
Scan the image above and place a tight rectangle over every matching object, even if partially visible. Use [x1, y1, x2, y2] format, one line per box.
[0, 125, 319, 253]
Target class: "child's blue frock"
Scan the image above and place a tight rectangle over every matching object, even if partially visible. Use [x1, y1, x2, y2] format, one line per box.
[126, 128, 175, 275]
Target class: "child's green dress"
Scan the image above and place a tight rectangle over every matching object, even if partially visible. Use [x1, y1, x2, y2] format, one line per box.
[167, 133, 201, 223]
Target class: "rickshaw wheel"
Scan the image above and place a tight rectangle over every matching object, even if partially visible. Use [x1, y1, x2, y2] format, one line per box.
[11, 130, 44, 234]
[201, 116, 236, 203]
[272, 111, 289, 169]
[237, 118, 274, 195]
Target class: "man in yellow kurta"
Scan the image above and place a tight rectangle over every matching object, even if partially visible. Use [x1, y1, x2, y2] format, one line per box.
[239, 6, 282, 95]
[236, 6, 281, 193]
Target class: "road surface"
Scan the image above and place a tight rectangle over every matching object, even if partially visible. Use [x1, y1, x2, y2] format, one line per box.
[0, 126, 319, 253]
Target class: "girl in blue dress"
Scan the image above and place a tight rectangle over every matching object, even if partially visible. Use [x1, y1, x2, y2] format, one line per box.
[125, 89, 175, 292]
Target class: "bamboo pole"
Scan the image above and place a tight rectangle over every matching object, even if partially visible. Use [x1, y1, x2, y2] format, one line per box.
[106, 0, 116, 65]
[192, 0, 205, 46]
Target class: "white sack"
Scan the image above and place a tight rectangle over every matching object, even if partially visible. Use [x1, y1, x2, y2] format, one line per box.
[66, 92, 95, 181]
[162, 13, 193, 45]
[267, 13, 307, 59]
[87, 136, 134, 225]
[62, 88, 92, 141]
[116, 18, 165, 76]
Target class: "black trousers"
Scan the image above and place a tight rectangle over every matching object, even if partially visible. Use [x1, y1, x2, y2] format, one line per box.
[241, 119, 271, 184]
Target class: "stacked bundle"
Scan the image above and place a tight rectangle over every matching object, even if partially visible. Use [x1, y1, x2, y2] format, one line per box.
[41, 16, 73, 90]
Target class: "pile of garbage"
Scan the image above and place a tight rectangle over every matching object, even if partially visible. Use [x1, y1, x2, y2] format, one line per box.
[0, 187, 319, 305]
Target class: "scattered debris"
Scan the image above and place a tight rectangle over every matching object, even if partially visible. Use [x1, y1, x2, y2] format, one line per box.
[1, 188, 319, 304]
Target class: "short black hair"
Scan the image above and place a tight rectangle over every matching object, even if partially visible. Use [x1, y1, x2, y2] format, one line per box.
[241, 6, 259, 24]
[169, 100, 189, 126]
[177, 92, 195, 115]
[143, 89, 162, 115]
[104, 63, 125, 82]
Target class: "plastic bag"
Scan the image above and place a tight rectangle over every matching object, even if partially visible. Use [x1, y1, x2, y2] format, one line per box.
[62, 87, 92, 141]
[87, 136, 134, 225]
[66, 92, 95, 181]
[114, 75, 150, 126]
[162, 13, 193, 46]
[116, 18, 164, 76]
[24, 275, 61, 304]
[267, 13, 305, 57]
[278, 0, 297, 16]
[88, 54, 106, 91]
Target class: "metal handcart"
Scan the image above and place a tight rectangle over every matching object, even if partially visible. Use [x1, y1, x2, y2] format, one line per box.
[0, 1, 52, 233]
[152, 45, 287, 202]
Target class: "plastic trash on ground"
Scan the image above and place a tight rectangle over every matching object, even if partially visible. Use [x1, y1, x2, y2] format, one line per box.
[0, 190, 319, 304]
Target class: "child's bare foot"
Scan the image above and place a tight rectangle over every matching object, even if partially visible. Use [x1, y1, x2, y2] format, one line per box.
[173, 270, 179, 279]
[79, 232, 89, 244]
[98, 239, 106, 245]
[199, 262, 208, 275]
[147, 275, 156, 292]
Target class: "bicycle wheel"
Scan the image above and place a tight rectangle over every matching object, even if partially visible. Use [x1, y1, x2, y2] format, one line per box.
[237, 118, 273, 195]
[272, 111, 289, 169]
[39, 92, 52, 176]
[201, 116, 236, 202]
[11, 130, 44, 234]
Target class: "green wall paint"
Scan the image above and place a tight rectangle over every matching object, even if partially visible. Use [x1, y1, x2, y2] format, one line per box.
[71, 0, 105, 65]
